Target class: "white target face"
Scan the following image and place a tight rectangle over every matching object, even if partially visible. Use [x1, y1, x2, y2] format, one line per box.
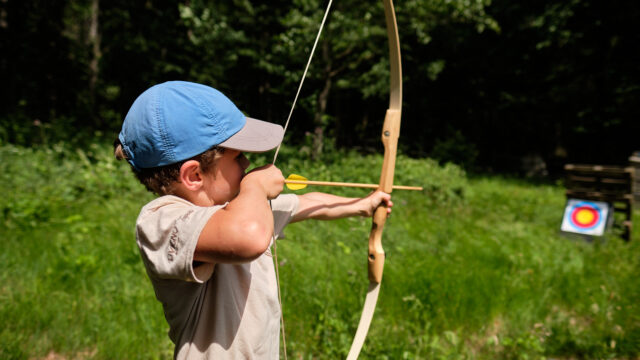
[561, 199, 609, 236]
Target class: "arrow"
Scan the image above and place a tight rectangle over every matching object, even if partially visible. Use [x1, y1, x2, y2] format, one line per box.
[285, 174, 423, 191]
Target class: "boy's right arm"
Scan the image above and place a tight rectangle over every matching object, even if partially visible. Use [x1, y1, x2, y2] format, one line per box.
[194, 165, 284, 264]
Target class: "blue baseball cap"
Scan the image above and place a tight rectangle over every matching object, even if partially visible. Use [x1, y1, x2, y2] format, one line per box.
[118, 81, 284, 169]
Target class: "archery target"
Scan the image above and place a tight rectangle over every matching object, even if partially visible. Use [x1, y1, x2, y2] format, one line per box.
[561, 199, 610, 236]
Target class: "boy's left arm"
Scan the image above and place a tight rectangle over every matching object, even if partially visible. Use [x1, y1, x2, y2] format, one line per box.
[291, 191, 392, 222]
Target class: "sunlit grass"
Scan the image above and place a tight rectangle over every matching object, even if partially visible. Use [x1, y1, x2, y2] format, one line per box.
[1, 143, 638, 359]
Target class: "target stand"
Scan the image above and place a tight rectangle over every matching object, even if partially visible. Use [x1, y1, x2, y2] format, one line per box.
[564, 164, 634, 241]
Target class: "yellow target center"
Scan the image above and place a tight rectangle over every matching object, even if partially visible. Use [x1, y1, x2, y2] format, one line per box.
[575, 209, 595, 224]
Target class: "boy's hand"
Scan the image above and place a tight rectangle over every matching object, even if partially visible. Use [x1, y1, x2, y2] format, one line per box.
[361, 190, 393, 217]
[241, 164, 284, 199]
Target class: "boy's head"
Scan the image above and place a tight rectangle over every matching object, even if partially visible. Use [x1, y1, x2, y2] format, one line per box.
[115, 81, 283, 195]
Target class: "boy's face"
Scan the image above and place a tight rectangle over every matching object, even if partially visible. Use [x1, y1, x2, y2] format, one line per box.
[203, 149, 250, 204]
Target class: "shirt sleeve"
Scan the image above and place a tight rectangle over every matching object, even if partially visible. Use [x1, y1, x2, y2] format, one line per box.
[135, 196, 223, 282]
[270, 194, 299, 240]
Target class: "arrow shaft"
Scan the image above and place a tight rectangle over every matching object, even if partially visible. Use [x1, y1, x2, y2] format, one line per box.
[284, 179, 422, 191]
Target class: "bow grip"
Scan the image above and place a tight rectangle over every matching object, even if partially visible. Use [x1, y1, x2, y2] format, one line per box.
[368, 205, 388, 283]
[367, 109, 400, 283]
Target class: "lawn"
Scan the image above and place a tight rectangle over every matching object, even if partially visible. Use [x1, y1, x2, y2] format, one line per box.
[1, 143, 638, 359]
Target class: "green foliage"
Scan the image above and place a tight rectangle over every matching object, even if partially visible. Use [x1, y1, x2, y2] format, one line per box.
[1, 144, 639, 359]
[3, 0, 639, 171]
[0, 143, 167, 359]
[0, 143, 144, 228]
[430, 130, 479, 171]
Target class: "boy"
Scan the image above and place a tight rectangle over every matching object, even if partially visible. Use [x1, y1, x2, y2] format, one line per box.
[115, 81, 391, 359]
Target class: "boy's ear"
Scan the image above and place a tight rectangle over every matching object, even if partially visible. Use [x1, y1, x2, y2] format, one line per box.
[178, 160, 204, 191]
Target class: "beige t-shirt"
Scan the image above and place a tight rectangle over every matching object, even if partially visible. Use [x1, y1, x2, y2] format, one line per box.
[135, 194, 299, 359]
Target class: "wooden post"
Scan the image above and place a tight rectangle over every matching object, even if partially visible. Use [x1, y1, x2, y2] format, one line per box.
[629, 153, 640, 205]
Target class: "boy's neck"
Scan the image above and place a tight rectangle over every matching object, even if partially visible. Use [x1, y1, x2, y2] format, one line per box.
[172, 184, 216, 207]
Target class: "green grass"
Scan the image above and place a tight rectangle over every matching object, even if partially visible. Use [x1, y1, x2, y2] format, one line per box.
[1, 143, 638, 359]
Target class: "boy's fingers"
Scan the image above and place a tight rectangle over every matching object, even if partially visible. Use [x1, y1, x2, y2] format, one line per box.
[378, 191, 392, 206]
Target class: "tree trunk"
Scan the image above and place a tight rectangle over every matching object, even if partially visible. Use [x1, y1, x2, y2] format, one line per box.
[88, 0, 101, 123]
[312, 39, 332, 160]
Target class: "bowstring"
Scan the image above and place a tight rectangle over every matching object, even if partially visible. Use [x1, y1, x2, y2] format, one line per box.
[272, 0, 334, 165]
[272, 1, 334, 359]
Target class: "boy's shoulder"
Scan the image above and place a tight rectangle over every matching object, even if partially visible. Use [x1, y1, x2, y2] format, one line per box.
[141, 194, 196, 212]
[137, 195, 223, 226]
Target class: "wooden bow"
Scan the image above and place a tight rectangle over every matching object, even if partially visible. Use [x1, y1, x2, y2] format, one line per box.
[346, 0, 402, 358]
[273, 1, 402, 357]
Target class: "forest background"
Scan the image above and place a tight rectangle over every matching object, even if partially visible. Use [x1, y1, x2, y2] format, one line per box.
[2, 0, 638, 172]
[1, 0, 640, 359]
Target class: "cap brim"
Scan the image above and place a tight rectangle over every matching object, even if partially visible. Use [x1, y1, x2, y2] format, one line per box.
[218, 117, 284, 152]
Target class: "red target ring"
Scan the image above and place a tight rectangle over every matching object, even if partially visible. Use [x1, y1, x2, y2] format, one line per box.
[570, 205, 600, 229]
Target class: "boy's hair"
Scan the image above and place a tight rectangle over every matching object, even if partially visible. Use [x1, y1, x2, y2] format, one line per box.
[114, 140, 225, 195]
